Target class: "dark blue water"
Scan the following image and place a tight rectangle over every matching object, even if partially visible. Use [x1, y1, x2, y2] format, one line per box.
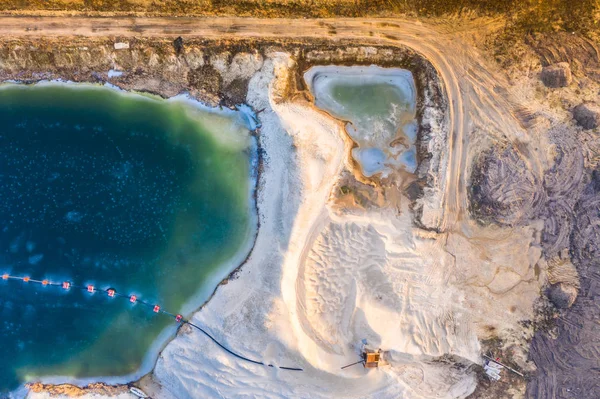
[0, 85, 254, 391]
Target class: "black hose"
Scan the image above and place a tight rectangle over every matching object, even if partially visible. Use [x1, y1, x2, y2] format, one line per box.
[185, 321, 303, 371]
[1, 274, 304, 372]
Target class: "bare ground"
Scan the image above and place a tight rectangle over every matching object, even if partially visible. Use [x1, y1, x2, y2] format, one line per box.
[1, 15, 599, 399]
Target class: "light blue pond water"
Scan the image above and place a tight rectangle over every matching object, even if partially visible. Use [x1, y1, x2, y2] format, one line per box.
[304, 65, 418, 177]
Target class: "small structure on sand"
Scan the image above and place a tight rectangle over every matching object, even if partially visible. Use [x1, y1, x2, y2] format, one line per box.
[341, 345, 383, 370]
[129, 386, 149, 398]
[482, 354, 524, 381]
[363, 349, 381, 368]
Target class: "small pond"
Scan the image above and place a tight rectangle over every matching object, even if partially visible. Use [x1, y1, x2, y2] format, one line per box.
[304, 65, 417, 177]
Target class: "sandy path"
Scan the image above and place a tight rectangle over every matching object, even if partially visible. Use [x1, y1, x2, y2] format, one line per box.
[0, 15, 527, 232]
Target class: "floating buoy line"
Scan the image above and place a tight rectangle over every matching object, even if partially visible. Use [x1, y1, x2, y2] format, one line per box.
[0, 273, 303, 372]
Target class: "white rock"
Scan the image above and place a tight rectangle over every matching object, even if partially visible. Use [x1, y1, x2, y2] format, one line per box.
[114, 42, 130, 50]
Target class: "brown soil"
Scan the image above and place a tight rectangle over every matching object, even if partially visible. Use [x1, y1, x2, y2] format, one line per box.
[526, 32, 600, 82]
[0, 0, 524, 18]
[27, 382, 129, 397]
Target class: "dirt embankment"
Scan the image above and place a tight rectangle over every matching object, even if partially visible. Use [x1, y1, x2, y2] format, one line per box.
[0, 36, 425, 103]
[0, 36, 273, 106]
[27, 382, 129, 396]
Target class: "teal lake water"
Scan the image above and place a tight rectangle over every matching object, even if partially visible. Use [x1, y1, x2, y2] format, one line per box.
[0, 84, 256, 392]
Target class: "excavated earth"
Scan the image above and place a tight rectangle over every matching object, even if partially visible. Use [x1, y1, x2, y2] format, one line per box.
[470, 127, 599, 398]
[526, 178, 600, 398]
[2, 22, 600, 398]
[468, 64, 600, 398]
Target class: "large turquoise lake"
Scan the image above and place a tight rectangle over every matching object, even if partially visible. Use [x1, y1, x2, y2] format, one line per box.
[0, 84, 256, 392]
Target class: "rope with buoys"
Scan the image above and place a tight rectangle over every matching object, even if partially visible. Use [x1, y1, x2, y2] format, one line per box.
[0, 273, 303, 372]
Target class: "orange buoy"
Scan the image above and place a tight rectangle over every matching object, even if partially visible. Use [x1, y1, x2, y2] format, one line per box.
[62, 281, 70, 290]
[107, 289, 116, 297]
[153, 305, 160, 313]
[2, 274, 8, 280]
[130, 295, 137, 303]
[176, 314, 183, 323]
[23, 277, 30, 282]
[42, 280, 49, 286]
[87, 285, 95, 293]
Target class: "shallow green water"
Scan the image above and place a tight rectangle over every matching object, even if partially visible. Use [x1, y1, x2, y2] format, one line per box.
[328, 82, 412, 124]
[304, 66, 417, 177]
[0, 84, 255, 392]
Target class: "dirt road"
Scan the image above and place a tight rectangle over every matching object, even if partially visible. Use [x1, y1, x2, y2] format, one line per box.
[0, 15, 526, 232]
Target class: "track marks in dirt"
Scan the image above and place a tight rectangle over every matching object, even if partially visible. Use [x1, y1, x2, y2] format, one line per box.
[527, 181, 600, 398]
